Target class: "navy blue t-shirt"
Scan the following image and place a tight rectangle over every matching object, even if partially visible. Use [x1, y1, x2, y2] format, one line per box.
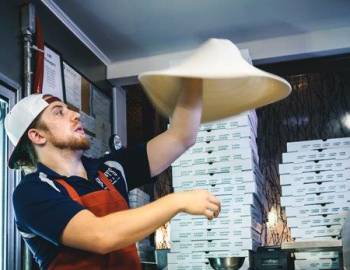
[12, 144, 152, 270]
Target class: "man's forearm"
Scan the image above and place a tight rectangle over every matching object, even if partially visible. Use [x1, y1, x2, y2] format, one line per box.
[146, 79, 203, 177]
[168, 79, 203, 146]
[61, 189, 220, 254]
[98, 193, 181, 253]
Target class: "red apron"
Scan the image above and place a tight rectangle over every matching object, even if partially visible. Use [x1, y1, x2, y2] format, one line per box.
[48, 171, 142, 270]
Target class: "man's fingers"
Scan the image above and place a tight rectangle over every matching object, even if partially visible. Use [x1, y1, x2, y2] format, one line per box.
[208, 195, 221, 215]
[204, 209, 214, 220]
[207, 202, 220, 213]
[208, 194, 221, 206]
[205, 202, 220, 220]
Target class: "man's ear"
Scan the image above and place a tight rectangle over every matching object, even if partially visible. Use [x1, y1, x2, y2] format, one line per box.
[27, 128, 47, 145]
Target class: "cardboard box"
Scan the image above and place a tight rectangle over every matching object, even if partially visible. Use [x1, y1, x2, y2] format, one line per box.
[172, 169, 264, 188]
[283, 147, 350, 163]
[227, 203, 263, 219]
[196, 238, 260, 252]
[204, 250, 250, 259]
[167, 252, 208, 264]
[173, 199, 263, 221]
[285, 201, 350, 217]
[287, 213, 348, 228]
[206, 247, 250, 258]
[229, 215, 263, 233]
[200, 110, 257, 132]
[279, 159, 350, 175]
[170, 227, 261, 242]
[173, 147, 259, 167]
[218, 193, 263, 208]
[174, 181, 261, 196]
[168, 263, 212, 270]
[280, 169, 350, 185]
[281, 191, 349, 207]
[180, 142, 259, 161]
[287, 137, 350, 152]
[171, 238, 260, 252]
[294, 251, 339, 259]
[294, 258, 339, 270]
[173, 158, 260, 177]
[291, 224, 342, 238]
[171, 213, 262, 232]
[281, 180, 350, 196]
[187, 137, 257, 155]
[171, 219, 194, 231]
[196, 125, 256, 143]
[293, 235, 339, 241]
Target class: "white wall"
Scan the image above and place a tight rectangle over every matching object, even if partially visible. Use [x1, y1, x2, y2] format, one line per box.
[107, 26, 350, 79]
[241, 26, 350, 64]
[108, 26, 350, 145]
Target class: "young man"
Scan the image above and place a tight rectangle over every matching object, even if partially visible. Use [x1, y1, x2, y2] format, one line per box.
[4, 79, 221, 270]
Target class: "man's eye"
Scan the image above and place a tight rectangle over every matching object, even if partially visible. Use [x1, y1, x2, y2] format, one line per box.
[55, 109, 64, 116]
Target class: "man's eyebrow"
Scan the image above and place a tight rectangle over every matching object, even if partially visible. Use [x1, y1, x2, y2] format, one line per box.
[50, 103, 67, 111]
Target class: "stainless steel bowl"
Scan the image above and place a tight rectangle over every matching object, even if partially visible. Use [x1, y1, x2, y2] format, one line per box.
[208, 257, 245, 270]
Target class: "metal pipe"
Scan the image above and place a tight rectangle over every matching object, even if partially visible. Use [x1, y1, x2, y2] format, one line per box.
[21, 3, 36, 269]
[112, 85, 127, 146]
[21, 2, 35, 97]
[23, 31, 33, 97]
[112, 86, 118, 134]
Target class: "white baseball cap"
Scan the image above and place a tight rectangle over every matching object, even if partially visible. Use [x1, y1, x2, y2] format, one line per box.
[4, 94, 61, 169]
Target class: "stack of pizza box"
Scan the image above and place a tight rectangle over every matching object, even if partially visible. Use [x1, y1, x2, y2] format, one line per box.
[168, 111, 266, 270]
[280, 137, 350, 270]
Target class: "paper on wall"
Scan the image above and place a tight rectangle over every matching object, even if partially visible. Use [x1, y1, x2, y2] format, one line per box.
[91, 87, 111, 123]
[63, 62, 82, 110]
[42, 46, 64, 101]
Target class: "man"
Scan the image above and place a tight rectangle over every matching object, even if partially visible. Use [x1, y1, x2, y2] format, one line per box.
[4, 79, 221, 270]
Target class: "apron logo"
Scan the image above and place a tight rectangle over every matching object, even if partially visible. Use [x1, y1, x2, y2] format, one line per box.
[95, 168, 124, 189]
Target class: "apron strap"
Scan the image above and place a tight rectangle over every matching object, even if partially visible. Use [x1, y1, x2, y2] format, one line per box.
[97, 171, 128, 205]
[56, 171, 128, 207]
[56, 179, 84, 205]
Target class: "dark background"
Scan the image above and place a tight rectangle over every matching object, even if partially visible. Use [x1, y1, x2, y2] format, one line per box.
[126, 53, 350, 245]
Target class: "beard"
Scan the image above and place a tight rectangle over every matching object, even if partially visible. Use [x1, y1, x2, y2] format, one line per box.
[47, 132, 91, 151]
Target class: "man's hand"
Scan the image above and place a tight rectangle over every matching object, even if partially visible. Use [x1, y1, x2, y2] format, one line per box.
[175, 189, 221, 220]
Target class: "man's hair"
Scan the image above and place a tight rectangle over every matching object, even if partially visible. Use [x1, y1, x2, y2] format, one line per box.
[13, 111, 47, 171]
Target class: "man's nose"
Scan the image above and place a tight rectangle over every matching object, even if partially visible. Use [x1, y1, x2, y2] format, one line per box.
[71, 110, 80, 121]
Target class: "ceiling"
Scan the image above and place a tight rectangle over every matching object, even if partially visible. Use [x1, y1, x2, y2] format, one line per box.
[48, 0, 350, 65]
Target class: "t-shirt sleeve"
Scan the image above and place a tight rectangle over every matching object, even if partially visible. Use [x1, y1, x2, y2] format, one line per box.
[102, 143, 153, 190]
[12, 176, 85, 246]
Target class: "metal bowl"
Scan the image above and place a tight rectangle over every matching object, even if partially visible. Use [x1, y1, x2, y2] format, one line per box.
[208, 257, 245, 270]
